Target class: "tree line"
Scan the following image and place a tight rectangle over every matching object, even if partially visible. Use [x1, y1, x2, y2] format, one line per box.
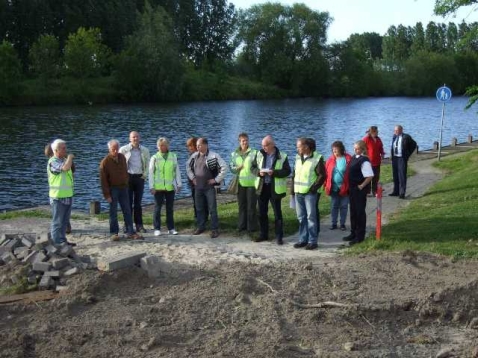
[0, 0, 477, 105]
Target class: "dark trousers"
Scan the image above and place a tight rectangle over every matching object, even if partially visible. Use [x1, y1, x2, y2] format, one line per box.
[195, 186, 218, 230]
[153, 190, 175, 230]
[237, 184, 257, 232]
[391, 157, 407, 196]
[127, 174, 145, 228]
[349, 186, 367, 242]
[371, 165, 381, 195]
[192, 186, 209, 220]
[258, 183, 283, 240]
[110, 187, 134, 235]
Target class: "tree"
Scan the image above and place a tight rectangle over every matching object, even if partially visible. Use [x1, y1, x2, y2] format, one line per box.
[0, 40, 23, 104]
[410, 22, 425, 55]
[434, 0, 478, 16]
[237, 3, 331, 93]
[64, 27, 112, 78]
[347, 32, 383, 62]
[115, 2, 184, 101]
[29, 34, 61, 82]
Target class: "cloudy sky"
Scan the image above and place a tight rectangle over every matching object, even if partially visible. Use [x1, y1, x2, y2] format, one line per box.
[230, 0, 477, 42]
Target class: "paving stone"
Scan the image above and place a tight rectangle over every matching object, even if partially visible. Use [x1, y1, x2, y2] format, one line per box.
[55, 285, 69, 292]
[27, 275, 38, 284]
[32, 262, 52, 272]
[39, 276, 54, 289]
[0, 246, 9, 256]
[140, 255, 162, 278]
[32, 252, 48, 263]
[22, 251, 38, 264]
[21, 237, 34, 248]
[35, 236, 50, 250]
[64, 267, 80, 276]
[51, 258, 69, 270]
[1, 252, 16, 265]
[97, 252, 146, 272]
[15, 248, 30, 260]
[43, 271, 60, 278]
[4, 238, 21, 252]
[45, 245, 58, 255]
[59, 244, 74, 257]
[14, 246, 28, 256]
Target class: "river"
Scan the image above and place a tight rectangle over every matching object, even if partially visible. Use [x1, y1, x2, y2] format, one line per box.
[1, 97, 476, 211]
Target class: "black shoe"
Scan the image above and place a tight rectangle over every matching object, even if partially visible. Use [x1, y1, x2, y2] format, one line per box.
[210, 230, 219, 239]
[136, 226, 147, 233]
[399, 194, 405, 199]
[305, 243, 318, 250]
[293, 242, 308, 249]
[342, 233, 355, 241]
[65, 241, 77, 247]
[389, 193, 399, 197]
[253, 236, 268, 242]
[340, 225, 346, 231]
[349, 238, 363, 246]
[193, 228, 205, 235]
[276, 238, 283, 245]
[329, 225, 337, 230]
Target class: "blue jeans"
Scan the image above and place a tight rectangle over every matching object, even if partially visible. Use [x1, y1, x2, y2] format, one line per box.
[50, 199, 72, 245]
[195, 186, 218, 230]
[109, 187, 134, 235]
[153, 190, 175, 230]
[330, 192, 349, 226]
[295, 193, 318, 245]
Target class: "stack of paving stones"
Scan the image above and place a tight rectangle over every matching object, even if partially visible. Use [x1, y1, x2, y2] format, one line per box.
[0, 233, 94, 292]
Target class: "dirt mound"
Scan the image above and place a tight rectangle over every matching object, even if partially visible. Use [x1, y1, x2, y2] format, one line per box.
[1, 253, 477, 357]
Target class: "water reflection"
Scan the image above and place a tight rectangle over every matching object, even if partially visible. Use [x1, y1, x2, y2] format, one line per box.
[1, 97, 476, 211]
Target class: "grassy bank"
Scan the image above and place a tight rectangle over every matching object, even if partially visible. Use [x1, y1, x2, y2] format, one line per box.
[350, 150, 478, 258]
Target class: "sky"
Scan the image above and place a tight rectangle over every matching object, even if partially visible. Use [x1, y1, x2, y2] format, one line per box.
[230, 0, 477, 43]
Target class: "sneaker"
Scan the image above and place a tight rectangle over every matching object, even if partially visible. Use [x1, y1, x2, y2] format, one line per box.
[329, 225, 337, 230]
[293, 242, 308, 249]
[168, 229, 178, 235]
[305, 243, 318, 250]
[193, 229, 205, 235]
[154, 230, 161, 236]
[340, 225, 346, 231]
[128, 233, 143, 240]
[110, 234, 120, 241]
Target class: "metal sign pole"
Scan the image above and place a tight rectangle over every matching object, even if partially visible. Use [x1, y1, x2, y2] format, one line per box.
[438, 102, 445, 161]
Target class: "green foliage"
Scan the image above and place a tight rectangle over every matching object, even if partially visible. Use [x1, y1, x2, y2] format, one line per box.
[350, 150, 478, 258]
[0, 40, 23, 104]
[115, 2, 183, 101]
[64, 27, 112, 78]
[28, 34, 61, 81]
[434, 0, 478, 16]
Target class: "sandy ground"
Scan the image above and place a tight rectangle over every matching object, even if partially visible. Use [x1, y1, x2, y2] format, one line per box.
[1, 155, 478, 357]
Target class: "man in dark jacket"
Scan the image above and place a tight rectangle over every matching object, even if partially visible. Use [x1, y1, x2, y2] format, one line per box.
[390, 125, 417, 199]
[253, 135, 291, 244]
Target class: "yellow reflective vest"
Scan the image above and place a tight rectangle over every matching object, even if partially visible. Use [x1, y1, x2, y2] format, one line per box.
[47, 157, 74, 198]
[152, 152, 178, 191]
[255, 153, 287, 195]
[230, 147, 257, 187]
[293, 153, 322, 194]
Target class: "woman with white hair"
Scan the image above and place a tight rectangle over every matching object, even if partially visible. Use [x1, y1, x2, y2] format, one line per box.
[149, 137, 182, 236]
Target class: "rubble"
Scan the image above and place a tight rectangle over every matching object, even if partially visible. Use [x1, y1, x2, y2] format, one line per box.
[0, 232, 94, 293]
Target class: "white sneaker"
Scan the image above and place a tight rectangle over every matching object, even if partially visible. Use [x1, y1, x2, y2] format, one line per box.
[168, 229, 178, 235]
[154, 230, 161, 236]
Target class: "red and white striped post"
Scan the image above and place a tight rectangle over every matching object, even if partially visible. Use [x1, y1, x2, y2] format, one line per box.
[376, 182, 383, 240]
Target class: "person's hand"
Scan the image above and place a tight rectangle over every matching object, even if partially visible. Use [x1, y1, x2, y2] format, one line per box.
[176, 186, 182, 194]
[106, 197, 112, 203]
[237, 164, 244, 171]
[67, 154, 75, 160]
[207, 179, 216, 185]
[150, 189, 156, 195]
[192, 178, 197, 186]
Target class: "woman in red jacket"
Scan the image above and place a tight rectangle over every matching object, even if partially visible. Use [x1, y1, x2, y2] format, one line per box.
[363, 126, 385, 196]
[324, 141, 352, 231]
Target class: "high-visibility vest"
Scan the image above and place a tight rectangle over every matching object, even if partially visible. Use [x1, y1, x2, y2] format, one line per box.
[230, 148, 257, 187]
[293, 153, 321, 194]
[255, 153, 287, 195]
[153, 152, 177, 191]
[47, 157, 74, 198]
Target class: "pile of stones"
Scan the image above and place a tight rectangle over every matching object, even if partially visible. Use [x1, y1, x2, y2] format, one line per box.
[0, 233, 94, 292]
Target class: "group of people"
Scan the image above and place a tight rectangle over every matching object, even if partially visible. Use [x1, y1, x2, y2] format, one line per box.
[46, 125, 416, 249]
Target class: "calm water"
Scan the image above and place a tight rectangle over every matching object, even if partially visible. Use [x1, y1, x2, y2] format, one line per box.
[1, 97, 476, 211]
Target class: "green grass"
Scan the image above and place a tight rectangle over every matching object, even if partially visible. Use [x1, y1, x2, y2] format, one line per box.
[0, 209, 86, 221]
[349, 150, 478, 258]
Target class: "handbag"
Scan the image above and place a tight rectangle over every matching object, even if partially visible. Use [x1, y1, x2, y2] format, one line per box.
[227, 175, 239, 195]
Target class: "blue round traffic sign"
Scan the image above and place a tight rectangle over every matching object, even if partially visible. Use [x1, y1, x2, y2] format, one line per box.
[436, 86, 452, 102]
